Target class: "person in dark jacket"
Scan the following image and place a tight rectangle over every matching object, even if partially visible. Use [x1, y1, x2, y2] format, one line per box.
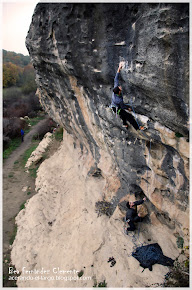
[125, 197, 146, 231]
[21, 129, 24, 142]
[111, 62, 145, 130]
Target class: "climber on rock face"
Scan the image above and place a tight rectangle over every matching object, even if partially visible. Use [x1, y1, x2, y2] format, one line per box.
[111, 62, 145, 131]
[125, 197, 146, 232]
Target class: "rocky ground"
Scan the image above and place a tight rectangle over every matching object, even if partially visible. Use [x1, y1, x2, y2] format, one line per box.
[10, 130, 189, 288]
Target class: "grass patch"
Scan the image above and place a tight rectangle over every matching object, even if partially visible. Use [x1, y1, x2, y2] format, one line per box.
[20, 202, 26, 211]
[21, 139, 48, 179]
[21, 141, 39, 167]
[32, 133, 40, 140]
[28, 167, 39, 179]
[3, 137, 21, 160]
[29, 116, 45, 126]
[54, 127, 63, 141]
[9, 223, 17, 245]
[8, 173, 14, 178]
[25, 116, 45, 134]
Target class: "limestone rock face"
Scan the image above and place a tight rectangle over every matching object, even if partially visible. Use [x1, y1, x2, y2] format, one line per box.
[27, 3, 189, 135]
[11, 3, 189, 288]
[11, 132, 180, 288]
[25, 132, 53, 168]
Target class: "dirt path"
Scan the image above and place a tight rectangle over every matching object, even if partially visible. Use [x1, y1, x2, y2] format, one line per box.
[3, 117, 49, 173]
[3, 116, 62, 287]
[3, 117, 49, 255]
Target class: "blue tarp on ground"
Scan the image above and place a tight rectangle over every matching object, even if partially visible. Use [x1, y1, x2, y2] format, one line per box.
[132, 243, 174, 271]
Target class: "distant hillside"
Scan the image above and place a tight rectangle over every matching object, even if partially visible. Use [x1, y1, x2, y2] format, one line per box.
[3, 49, 31, 67]
[3, 49, 36, 90]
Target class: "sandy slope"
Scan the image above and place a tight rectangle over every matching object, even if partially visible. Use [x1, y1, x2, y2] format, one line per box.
[11, 130, 180, 288]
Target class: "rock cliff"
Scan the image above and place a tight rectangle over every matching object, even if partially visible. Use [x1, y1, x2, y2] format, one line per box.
[11, 3, 189, 287]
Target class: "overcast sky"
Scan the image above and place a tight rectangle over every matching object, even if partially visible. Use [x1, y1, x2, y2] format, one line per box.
[2, 1, 39, 55]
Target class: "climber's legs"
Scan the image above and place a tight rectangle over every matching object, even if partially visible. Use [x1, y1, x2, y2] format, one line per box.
[112, 107, 136, 128]
[127, 220, 136, 231]
[112, 107, 126, 125]
[126, 216, 143, 232]
[119, 109, 140, 130]
[112, 107, 146, 130]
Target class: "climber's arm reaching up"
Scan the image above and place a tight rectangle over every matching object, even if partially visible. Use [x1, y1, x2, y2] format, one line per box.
[114, 62, 123, 87]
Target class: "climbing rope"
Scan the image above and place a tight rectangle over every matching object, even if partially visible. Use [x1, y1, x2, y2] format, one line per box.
[146, 140, 152, 198]
[124, 139, 152, 256]
[124, 221, 149, 257]
[110, 99, 153, 253]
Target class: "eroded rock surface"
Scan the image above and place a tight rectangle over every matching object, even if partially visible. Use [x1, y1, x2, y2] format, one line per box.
[25, 132, 53, 168]
[11, 3, 189, 287]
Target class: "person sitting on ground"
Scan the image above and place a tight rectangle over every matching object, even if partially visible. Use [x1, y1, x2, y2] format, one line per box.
[111, 62, 145, 130]
[125, 197, 147, 232]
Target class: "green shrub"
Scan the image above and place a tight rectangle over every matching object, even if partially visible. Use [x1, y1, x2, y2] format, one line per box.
[9, 224, 17, 245]
[93, 280, 107, 287]
[175, 132, 184, 138]
[54, 127, 63, 141]
[21, 142, 39, 167]
[176, 236, 184, 249]
[184, 259, 189, 268]
[20, 202, 26, 211]
[3, 138, 21, 160]
[28, 167, 39, 179]
[3, 87, 23, 100]
[98, 280, 107, 287]
[95, 201, 113, 217]
[27, 116, 45, 127]
[78, 270, 84, 278]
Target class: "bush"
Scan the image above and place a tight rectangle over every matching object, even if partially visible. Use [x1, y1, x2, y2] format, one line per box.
[28, 111, 38, 118]
[78, 270, 84, 278]
[3, 136, 11, 150]
[32, 118, 56, 140]
[3, 88, 41, 118]
[4, 102, 32, 118]
[28, 93, 42, 112]
[93, 280, 107, 287]
[3, 87, 23, 100]
[3, 118, 26, 139]
[95, 201, 114, 217]
[176, 237, 184, 249]
[175, 132, 184, 138]
[54, 127, 63, 141]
